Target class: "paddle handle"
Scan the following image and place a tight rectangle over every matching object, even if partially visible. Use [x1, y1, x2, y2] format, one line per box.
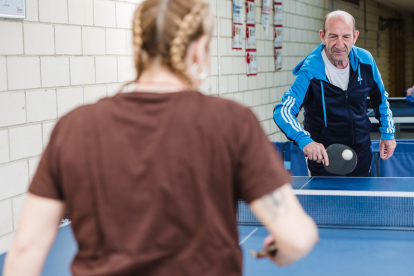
[250, 243, 278, 258]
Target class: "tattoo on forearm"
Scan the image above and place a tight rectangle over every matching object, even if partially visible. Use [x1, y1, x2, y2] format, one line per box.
[261, 189, 287, 221]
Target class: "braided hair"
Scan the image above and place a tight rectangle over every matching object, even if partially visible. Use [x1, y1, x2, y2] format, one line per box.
[131, 0, 213, 89]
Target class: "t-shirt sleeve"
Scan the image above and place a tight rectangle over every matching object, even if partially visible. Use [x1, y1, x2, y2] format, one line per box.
[29, 123, 64, 201]
[235, 108, 291, 204]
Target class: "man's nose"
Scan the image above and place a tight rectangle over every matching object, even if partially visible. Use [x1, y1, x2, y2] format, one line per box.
[336, 37, 346, 49]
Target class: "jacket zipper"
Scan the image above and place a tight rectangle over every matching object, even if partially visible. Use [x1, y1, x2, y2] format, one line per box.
[344, 91, 355, 145]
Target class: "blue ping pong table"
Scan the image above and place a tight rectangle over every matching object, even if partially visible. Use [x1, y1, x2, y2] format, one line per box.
[367, 97, 414, 138]
[1, 177, 414, 276]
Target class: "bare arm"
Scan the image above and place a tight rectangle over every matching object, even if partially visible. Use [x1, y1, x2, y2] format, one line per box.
[249, 184, 318, 266]
[3, 193, 64, 276]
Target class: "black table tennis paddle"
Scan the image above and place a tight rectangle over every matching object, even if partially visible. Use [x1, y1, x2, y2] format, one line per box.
[250, 242, 278, 258]
[324, 144, 357, 175]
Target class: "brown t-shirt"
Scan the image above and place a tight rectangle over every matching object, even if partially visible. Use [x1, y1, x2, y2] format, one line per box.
[29, 91, 291, 276]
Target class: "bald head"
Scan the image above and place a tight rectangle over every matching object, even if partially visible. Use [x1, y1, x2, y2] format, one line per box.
[323, 10, 356, 34]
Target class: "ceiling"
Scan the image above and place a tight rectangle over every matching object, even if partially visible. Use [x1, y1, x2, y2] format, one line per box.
[375, 0, 414, 14]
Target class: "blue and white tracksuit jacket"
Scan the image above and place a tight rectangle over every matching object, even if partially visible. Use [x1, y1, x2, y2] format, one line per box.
[273, 44, 395, 176]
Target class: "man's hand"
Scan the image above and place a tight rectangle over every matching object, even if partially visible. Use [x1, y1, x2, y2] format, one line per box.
[380, 139, 396, 160]
[303, 142, 329, 165]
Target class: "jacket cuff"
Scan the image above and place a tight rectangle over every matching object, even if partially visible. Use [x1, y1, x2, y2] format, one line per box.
[297, 137, 314, 151]
[381, 133, 395, 140]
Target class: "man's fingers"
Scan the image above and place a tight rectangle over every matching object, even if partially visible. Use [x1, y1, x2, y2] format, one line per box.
[380, 141, 386, 158]
[316, 151, 323, 163]
[321, 147, 329, 166]
[383, 144, 395, 160]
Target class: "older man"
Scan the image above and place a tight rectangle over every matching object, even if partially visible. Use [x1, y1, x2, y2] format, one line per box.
[273, 10, 396, 176]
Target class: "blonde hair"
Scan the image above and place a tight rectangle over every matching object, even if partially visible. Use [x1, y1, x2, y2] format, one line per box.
[132, 0, 213, 88]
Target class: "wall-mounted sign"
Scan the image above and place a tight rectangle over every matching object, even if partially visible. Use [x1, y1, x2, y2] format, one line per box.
[0, 0, 26, 19]
[274, 1, 282, 71]
[261, 0, 271, 39]
[232, 0, 243, 50]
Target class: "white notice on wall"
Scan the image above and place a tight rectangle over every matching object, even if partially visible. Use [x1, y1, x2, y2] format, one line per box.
[261, 0, 271, 39]
[274, 1, 282, 71]
[275, 48, 282, 71]
[246, 24, 256, 50]
[246, 50, 258, 76]
[274, 26, 283, 48]
[233, 0, 243, 23]
[232, 0, 243, 50]
[274, 0, 282, 25]
[0, 0, 26, 19]
[246, 0, 255, 24]
[232, 24, 243, 50]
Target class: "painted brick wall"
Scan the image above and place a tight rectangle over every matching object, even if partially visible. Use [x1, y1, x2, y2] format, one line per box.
[0, 0, 409, 252]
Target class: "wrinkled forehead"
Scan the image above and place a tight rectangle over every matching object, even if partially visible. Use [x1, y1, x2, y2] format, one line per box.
[325, 15, 354, 34]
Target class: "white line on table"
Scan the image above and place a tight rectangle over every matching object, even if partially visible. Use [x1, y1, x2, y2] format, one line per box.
[300, 177, 314, 190]
[239, 227, 258, 245]
[293, 190, 414, 197]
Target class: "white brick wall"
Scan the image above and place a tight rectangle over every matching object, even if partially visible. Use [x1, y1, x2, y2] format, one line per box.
[0, 21, 23, 55]
[84, 85, 107, 104]
[0, 130, 9, 164]
[94, 0, 117, 28]
[57, 87, 84, 117]
[12, 194, 27, 230]
[42, 121, 56, 148]
[96, 57, 118, 83]
[55, 25, 82, 55]
[26, 90, 57, 122]
[0, 200, 13, 236]
[106, 29, 127, 55]
[82, 27, 106, 55]
[28, 157, 41, 181]
[7, 57, 41, 90]
[41, 57, 70, 87]
[70, 57, 96, 85]
[9, 125, 43, 161]
[68, 0, 94, 26]
[24, 23, 55, 55]
[0, 161, 29, 201]
[39, 0, 68, 24]
[0, 57, 6, 91]
[0, 92, 26, 127]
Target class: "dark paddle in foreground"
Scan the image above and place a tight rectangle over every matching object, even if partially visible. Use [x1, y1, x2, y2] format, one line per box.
[323, 144, 357, 175]
[250, 242, 278, 258]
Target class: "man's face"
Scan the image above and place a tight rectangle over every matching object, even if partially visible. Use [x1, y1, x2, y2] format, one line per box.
[319, 17, 359, 64]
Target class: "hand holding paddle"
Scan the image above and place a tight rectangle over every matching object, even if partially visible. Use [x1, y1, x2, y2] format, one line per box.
[303, 142, 329, 165]
[250, 235, 278, 259]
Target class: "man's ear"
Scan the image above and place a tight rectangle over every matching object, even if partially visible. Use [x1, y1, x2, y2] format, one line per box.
[319, 30, 326, 45]
[353, 30, 360, 45]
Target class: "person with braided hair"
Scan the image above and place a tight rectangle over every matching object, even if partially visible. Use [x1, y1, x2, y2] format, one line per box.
[4, 0, 317, 275]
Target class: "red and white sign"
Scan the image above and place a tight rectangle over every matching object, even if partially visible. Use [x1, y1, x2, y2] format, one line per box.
[246, 50, 258, 76]
[246, 24, 256, 50]
[274, 1, 283, 70]
[232, 0, 244, 50]
[245, 0, 257, 76]
[246, 0, 255, 24]
[261, 0, 271, 39]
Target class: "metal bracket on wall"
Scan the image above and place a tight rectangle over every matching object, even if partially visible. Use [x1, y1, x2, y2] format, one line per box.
[378, 16, 403, 32]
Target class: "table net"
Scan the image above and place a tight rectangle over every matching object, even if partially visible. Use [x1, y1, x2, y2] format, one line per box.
[237, 195, 414, 229]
